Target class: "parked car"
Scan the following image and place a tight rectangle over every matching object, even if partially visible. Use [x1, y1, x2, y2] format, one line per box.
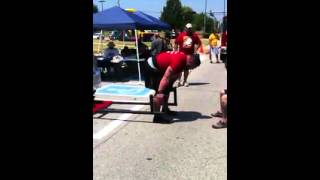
[109, 31, 136, 41]
[93, 32, 104, 40]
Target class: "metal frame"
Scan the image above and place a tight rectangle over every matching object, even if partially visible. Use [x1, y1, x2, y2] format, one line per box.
[93, 87, 177, 115]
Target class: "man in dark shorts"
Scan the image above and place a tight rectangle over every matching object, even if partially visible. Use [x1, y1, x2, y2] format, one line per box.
[144, 51, 201, 123]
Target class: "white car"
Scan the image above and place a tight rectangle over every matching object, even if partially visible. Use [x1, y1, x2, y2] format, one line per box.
[93, 33, 104, 40]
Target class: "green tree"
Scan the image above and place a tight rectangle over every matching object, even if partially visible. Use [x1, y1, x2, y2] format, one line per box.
[160, 0, 183, 30]
[181, 6, 195, 24]
[93, 4, 98, 14]
[192, 13, 217, 33]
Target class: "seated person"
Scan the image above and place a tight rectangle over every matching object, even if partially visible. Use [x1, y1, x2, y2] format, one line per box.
[138, 39, 150, 59]
[211, 59, 227, 128]
[211, 89, 227, 129]
[103, 41, 119, 60]
[121, 46, 131, 57]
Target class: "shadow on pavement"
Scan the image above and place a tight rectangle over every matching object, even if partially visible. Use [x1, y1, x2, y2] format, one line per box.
[94, 111, 212, 124]
[96, 116, 154, 124]
[188, 82, 210, 86]
[170, 111, 212, 123]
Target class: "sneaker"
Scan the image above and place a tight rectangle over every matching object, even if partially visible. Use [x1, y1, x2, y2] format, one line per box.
[176, 81, 182, 87]
[121, 62, 128, 68]
[102, 68, 108, 74]
[162, 107, 178, 116]
[211, 111, 223, 117]
[212, 119, 227, 129]
[184, 82, 189, 87]
[179, 81, 184, 87]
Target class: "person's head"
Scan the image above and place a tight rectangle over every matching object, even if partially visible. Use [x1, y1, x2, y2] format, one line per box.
[185, 23, 193, 35]
[154, 33, 160, 39]
[123, 46, 129, 51]
[107, 41, 115, 49]
[186, 53, 201, 69]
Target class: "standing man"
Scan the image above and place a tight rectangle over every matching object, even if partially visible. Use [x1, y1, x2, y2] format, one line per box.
[174, 23, 202, 87]
[150, 33, 164, 56]
[208, 30, 221, 63]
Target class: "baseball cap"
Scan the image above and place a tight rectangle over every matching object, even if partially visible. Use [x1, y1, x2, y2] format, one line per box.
[185, 23, 192, 28]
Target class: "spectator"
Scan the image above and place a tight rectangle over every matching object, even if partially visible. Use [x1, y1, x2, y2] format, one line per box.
[208, 30, 221, 63]
[211, 56, 227, 128]
[103, 41, 119, 60]
[138, 39, 150, 59]
[121, 46, 131, 57]
[211, 89, 227, 129]
[150, 33, 164, 56]
[174, 23, 202, 87]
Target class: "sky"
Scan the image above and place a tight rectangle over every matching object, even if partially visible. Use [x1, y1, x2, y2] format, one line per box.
[93, 0, 227, 21]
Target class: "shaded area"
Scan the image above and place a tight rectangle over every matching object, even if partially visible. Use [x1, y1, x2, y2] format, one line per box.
[171, 111, 212, 122]
[152, 111, 212, 124]
[187, 82, 210, 86]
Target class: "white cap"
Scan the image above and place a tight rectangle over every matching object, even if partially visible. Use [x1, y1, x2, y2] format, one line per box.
[185, 23, 192, 28]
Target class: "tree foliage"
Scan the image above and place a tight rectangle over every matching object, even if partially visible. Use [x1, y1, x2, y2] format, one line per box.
[93, 4, 98, 14]
[160, 0, 183, 30]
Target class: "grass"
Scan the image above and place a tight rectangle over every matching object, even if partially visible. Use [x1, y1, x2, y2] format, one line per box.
[93, 39, 151, 54]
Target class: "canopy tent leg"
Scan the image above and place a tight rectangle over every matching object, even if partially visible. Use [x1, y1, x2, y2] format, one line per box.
[97, 29, 103, 54]
[134, 29, 142, 84]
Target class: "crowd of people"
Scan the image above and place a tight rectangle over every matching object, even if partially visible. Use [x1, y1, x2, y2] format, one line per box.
[144, 23, 227, 128]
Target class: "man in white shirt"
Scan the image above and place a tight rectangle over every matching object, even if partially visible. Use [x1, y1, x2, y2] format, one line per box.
[103, 41, 119, 59]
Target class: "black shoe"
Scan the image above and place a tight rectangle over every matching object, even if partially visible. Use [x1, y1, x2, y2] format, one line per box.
[162, 108, 178, 116]
[153, 114, 172, 124]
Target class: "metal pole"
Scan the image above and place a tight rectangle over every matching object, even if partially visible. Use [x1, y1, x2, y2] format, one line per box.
[123, 30, 125, 49]
[98, 0, 105, 11]
[98, 0, 105, 54]
[134, 29, 142, 83]
[204, 0, 207, 33]
[98, 29, 103, 54]
[224, 0, 226, 16]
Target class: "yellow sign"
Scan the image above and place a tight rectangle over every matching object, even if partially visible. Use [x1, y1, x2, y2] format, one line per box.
[125, 8, 136, 12]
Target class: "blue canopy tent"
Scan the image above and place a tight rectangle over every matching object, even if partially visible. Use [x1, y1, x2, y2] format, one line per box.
[93, 6, 170, 83]
[93, 6, 156, 30]
[133, 11, 170, 30]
